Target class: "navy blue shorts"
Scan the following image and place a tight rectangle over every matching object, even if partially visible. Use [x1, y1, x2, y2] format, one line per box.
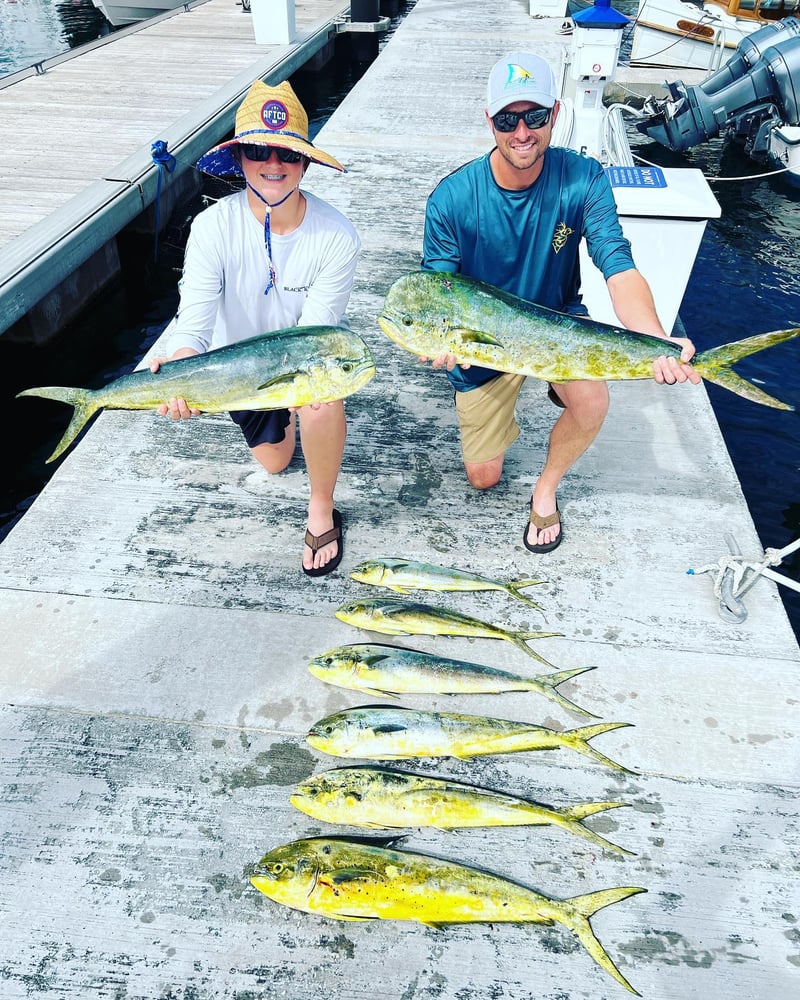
[229, 409, 292, 448]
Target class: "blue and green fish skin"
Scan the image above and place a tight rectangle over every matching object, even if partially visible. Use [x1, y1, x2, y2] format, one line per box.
[349, 557, 545, 610]
[378, 270, 799, 410]
[305, 705, 636, 773]
[334, 597, 563, 670]
[290, 765, 633, 855]
[17, 326, 376, 462]
[251, 836, 646, 994]
[307, 643, 597, 717]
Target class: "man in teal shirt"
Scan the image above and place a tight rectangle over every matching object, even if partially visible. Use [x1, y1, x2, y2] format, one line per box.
[422, 51, 699, 552]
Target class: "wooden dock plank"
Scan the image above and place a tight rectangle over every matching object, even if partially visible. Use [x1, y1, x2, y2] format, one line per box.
[0, 0, 349, 245]
[0, 1, 798, 998]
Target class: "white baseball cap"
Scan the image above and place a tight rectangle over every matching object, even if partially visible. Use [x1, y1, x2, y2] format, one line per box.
[486, 52, 558, 116]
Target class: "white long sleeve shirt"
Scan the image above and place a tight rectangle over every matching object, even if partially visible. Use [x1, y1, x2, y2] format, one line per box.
[164, 189, 361, 355]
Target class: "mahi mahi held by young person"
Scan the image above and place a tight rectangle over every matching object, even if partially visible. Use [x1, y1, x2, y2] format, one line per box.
[334, 598, 562, 669]
[378, 270, 799, 410]
[308, 643, 597, 717]
[290, 765, 632, 855]
[350, 557, 545, 610]
[18, 326, 376, 462]
[305, 705, 635, 773]
[251, 836, 646, 994]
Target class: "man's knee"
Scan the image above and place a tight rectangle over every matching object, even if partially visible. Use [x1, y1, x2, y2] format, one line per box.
[251, 428, 295, 474]
[560, 382, 609, 430]
[465, 457, 503, 490]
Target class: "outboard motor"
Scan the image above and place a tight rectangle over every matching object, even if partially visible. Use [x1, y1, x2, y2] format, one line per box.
[638, 17, 800, 159]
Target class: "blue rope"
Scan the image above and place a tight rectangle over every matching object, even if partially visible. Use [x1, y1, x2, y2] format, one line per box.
[151, 139, 177, 263]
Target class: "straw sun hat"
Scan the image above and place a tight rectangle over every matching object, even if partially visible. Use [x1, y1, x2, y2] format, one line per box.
[196, 79, 346, 177]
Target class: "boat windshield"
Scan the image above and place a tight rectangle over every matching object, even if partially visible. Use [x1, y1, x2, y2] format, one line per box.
[719, 0, 800, 20]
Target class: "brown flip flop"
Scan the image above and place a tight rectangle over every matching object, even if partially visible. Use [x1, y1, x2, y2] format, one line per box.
[523, 500, 563, 554]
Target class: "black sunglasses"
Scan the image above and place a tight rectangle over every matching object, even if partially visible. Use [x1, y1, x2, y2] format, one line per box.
[239, 143, 305, 164]
[492, 107, 553, 132]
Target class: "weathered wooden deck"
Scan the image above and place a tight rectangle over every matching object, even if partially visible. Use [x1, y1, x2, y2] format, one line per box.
[1, 0, 798, 997]
[0, 0, 350, 335]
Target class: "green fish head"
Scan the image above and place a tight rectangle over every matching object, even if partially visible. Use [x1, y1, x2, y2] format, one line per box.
[307, 646, 361, 684]
[349, 560, 388, 586]
[296, 346, 377, 406]
[251, 840, 320, 905]
[334, 601, 372, 626]
[306, 710, 354, 754]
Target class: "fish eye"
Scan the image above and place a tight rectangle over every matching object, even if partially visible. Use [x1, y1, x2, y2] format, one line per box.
[271, 862, 284, 874]
[341, 362, 353, 373]
[402, 315, 413, 327]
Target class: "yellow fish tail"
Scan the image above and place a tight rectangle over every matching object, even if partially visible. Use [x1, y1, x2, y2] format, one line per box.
[555, 801, 633, 856]
[16, 386, 98, 463]
[562, 722, 636, 773]
[561, 886, 647, 995]
[534, 665, 598, 718]
[511, 630, 562, 668]
[694, 327, 800, 410]
[504, 577, 546, 610]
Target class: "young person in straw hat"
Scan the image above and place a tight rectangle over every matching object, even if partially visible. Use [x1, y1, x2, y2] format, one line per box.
[150, 79, 361, 577]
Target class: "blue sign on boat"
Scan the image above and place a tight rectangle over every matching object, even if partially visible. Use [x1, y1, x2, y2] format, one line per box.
[606, 166, 667, 188]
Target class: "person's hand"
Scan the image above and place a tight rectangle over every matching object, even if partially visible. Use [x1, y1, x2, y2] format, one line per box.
[652, 337, 701, 385]
[149, 349, 201, 418]
[418, 352, 471, 371]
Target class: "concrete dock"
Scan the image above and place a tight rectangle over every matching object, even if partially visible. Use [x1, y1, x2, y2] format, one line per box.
[1, 0, 798, 997]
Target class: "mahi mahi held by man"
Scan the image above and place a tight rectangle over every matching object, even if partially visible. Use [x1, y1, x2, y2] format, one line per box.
[305, 705, 635, 772]
[308, 643, 597, 717]
[251, 836, 646, 993]
[290, 765, 632, 854]
[378, 270, 799, 410]
[17, 326, 376, 462]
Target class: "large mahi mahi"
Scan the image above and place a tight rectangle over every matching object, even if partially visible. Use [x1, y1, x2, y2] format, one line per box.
[18, 326, 376, 462]
[378, 270, 799, 410]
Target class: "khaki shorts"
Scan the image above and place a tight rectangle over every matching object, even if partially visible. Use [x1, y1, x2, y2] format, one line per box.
[454, 372, 526, 464]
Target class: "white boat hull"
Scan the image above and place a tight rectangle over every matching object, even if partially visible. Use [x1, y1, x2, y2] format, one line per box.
[767, 123, 800, 184]
[631, 0, 757, 70]
[91, 0, 184, 27]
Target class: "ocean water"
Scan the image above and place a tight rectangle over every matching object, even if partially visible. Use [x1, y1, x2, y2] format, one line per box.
[1, 0, 798, 634]
[0, 0, 107, 76]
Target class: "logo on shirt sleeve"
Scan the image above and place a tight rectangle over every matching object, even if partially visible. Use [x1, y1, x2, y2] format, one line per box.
[552, 221, 574, 254]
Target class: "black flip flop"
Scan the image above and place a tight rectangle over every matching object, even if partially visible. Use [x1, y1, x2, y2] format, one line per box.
[523, 500, 563, 554]
[303, 508, 344, 578]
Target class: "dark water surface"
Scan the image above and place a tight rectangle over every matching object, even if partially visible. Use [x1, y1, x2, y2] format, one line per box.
[2, 1, 798, 634]
[0, 0, 108, 76]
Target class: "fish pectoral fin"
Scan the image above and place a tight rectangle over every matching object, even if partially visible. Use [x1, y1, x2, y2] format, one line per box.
[372, 724, 408, 735]
[331, 867, 386, 885]
[257, 371, 303, 391]
[363, 652, 393, 666]
[388, 585, 413, 594]
[455, 328, 505, 349]
[360, 687, 398, 700]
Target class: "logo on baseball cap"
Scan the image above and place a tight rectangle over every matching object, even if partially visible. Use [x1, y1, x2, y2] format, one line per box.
[486, 52, 558, 116]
